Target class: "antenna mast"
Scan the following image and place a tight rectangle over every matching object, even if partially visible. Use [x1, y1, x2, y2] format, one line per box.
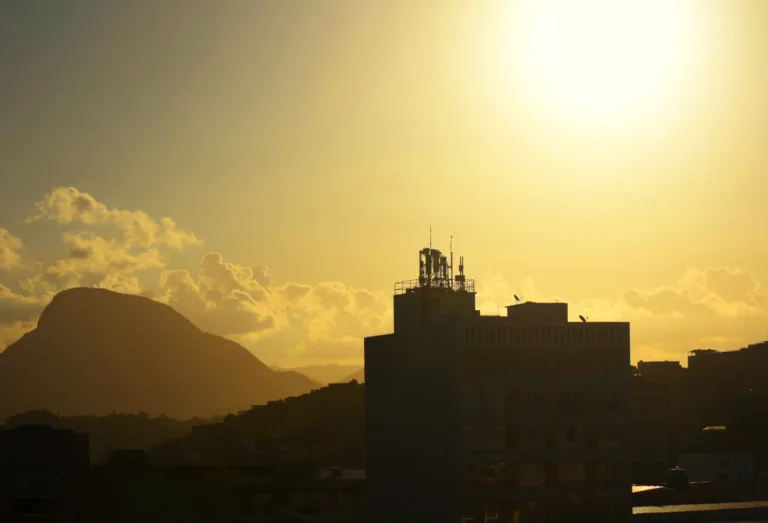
[450, 235, 453, 281]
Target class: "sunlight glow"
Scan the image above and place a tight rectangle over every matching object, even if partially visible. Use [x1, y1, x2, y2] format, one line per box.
[511, 0, 697, 125]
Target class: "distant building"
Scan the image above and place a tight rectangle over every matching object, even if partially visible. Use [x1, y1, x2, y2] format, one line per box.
[636, 361, 683, 385]
[365, 247, 632, 523]
[631, 361, 685, 483]
[679, 426, 756, 490]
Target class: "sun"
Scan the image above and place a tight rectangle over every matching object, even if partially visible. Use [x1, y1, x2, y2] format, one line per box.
[510, 0, 696, 125]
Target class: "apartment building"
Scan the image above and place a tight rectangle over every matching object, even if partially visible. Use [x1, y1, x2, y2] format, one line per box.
[365, 247, 631, 523]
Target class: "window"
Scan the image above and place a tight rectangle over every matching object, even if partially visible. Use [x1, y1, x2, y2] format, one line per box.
[520, 463, 546, 486]
[486, 463, 508, 481]
[598, 462, 625, 482]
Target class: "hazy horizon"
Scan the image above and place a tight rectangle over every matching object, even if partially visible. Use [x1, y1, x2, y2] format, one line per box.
[3, 1, 768, 367]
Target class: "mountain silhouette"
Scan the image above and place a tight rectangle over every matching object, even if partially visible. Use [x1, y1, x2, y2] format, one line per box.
[0, 288, 320, 420]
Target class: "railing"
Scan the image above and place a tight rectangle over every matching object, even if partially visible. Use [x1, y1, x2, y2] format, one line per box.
[394, 278, 475, 295]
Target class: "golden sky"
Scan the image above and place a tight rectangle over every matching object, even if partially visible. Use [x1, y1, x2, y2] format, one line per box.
[1, 1, 767, 367]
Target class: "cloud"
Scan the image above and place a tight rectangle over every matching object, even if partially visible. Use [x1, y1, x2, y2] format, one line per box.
[0, 228, 23, 269]
[0, 320, 36, 351]
[1, 190, 395, 365]
[622, 287, 704, 318]
[156, 254, 392, 366]
[0, 285, 46, 324]
[624, 267, 766, 318]
[239, 279, 391, 367]
[156, 253, 392, 362]
[20, 187, 201, 297]
[0, 286, 47, 351]
[29, 187, 201, 249]
[20, 232, 165, 296]
[158, 254, 274, 337]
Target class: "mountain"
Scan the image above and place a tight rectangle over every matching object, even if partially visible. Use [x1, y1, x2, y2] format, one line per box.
[276, 364, 361, 385]
[338, 368, 364, 384]
[0, 288, 321, 420]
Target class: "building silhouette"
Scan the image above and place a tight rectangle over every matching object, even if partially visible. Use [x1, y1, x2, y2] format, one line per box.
[630, 361, 685, 484]
[0, 424, 90, 521]
[365, 246, 632, 523]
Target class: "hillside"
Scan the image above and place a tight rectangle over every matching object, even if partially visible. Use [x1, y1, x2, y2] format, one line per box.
[0, 288, 320, 419]
[151, 381, 365, 467]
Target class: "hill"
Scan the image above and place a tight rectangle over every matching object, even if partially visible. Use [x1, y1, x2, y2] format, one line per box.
[276, 364, 361, 385]
[0, 288, 320, 419]
[151, 381, 365, 467]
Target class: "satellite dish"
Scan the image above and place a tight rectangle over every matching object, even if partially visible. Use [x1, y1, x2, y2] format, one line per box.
[579, 315, 588, 323]
[514, 294, 521, 303]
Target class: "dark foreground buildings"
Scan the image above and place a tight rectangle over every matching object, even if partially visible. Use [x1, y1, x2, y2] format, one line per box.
[365, 247, 632, 523]
[0, 425, 90, 521]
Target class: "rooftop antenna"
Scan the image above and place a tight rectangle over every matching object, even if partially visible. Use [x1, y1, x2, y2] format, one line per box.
[579, 315, 588, 323]
[429, 225, 432, 251]
[514, 294, 521, 303]
[450, 235, 453, 281]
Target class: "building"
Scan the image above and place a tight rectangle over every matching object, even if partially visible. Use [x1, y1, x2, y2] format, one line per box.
[365, 246, 632, 523]
[0, 424, 90, 522]
[678, 426, 756, 490]
[631, 361, 685, 483]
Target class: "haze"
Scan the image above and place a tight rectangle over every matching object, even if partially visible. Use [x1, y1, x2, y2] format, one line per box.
[1, 0, 767, 367]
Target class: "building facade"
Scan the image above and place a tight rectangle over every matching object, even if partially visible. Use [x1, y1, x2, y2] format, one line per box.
[365, 247, 632, 523]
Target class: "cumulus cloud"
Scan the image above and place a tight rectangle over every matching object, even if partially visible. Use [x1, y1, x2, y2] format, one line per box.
[624, 266, 766, 318]
[0, 228, 23, 269]
[20, 188, 201, 297]
[29, 187, 201, 249]
[0, 284, 46, 324]
[622, 287, 704, 318]
[0, 320, 36, 351]
[0, 285, 47, 351]
[156, 252, 392, 366]
[240, 278, 392, 367]
[158, 254, 274, 337]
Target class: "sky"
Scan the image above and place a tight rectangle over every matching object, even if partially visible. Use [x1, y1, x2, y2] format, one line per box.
[1, 0, 768, 367]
